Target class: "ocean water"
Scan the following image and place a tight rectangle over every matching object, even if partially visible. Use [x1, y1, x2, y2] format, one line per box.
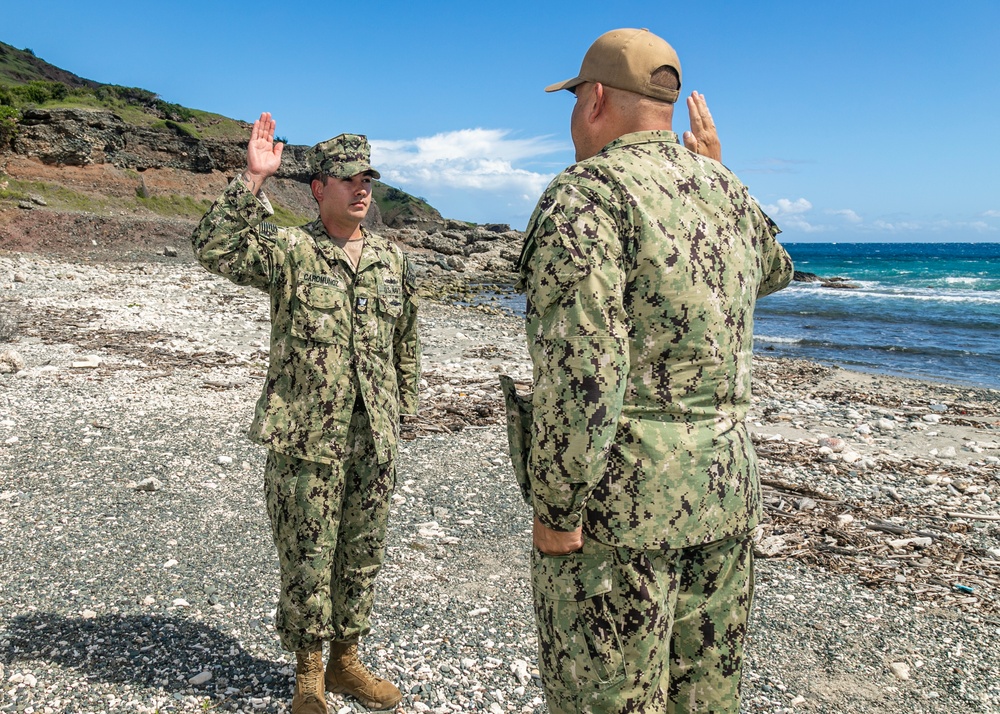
[754, 242, 1000, 390]
[487, 242, 1000, 390]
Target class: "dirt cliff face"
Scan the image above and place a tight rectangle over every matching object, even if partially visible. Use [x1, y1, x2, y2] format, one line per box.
[0, 147, 320, 261]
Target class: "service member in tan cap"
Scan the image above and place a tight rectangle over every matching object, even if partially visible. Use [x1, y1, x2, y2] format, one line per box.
[513, 28, 792, 713]
[192, 113, 420, 712]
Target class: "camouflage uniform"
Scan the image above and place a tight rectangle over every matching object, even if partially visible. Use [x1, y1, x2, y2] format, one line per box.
[518, 130, 792, 713]
[192, 169, 420, 652]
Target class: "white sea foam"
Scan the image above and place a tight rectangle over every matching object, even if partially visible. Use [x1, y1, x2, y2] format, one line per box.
[859, 289, 1000, 305]
[754, 335, 803, 344]
[900, 292, 1000, 305]
[785, 282, 1000, 305]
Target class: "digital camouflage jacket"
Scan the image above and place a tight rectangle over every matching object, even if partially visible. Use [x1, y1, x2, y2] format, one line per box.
[518, 130, 793, 549]
[192, 176, 420, 466]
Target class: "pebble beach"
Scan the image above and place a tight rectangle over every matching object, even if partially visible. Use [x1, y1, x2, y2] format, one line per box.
[1, 252, 998, 713]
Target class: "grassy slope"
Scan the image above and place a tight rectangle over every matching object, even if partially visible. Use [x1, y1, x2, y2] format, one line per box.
[0, 40, 248, 140]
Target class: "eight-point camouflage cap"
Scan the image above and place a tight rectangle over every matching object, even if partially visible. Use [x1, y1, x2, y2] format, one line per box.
[306, 133, 381, 179]
[545, 28, 682, 103]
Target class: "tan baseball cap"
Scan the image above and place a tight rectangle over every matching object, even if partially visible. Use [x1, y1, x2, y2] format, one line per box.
[306, 133, 381, 179]
[545, 28, 682, 103]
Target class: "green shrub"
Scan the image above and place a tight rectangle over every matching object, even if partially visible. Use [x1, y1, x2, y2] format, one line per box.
[155, 100, 195, 122]
[96, 85, 157, 106]
[0, 81, 69, 108]
[154, 119, 200, 139]
[0, 105, 19, 146]
[92, 85, 195, 122]
[11, 80, 68, 105]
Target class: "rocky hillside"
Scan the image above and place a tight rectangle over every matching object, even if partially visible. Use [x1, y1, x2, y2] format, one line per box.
[0, 41, 523, 290]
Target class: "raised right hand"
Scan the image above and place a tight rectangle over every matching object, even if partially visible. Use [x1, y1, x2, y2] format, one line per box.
[244, 112, 284, 193]
[682, 92, 721, 162]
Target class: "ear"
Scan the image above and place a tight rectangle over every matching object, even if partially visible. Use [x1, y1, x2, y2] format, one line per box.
[588, 82, 608, 123]
[310, 178, 325, 202]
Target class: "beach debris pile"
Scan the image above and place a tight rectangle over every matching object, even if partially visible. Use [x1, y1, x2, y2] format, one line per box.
[750, 358, 999, 616]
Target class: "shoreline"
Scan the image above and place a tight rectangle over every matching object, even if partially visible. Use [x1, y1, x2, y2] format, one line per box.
[1, 251, 999, 713]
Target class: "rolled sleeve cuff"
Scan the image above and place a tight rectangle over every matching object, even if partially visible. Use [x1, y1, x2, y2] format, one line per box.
[533, 494, 585, 532]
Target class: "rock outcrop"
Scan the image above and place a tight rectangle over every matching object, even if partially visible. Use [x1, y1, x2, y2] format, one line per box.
[11, 108, 317, 179]
[793, 270, 860, 290]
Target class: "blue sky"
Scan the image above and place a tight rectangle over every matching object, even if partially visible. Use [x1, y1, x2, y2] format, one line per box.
[4, 0, 999, 241]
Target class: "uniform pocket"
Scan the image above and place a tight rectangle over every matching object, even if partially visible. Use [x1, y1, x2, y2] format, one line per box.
[522, 204, 593, 320]
[531, 550, 625, 690]
[291, 282, 349, 344]
[377, 295, 403, 319]
[499, 375, 533, 505]
[378, 275, 404, 317]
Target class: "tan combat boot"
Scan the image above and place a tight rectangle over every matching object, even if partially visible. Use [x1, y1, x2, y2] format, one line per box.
[292, 647, 328, 714]
[325, 640, 402, 710]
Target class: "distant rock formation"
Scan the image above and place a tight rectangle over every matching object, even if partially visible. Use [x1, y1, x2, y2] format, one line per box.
[793, 270, 860, 289]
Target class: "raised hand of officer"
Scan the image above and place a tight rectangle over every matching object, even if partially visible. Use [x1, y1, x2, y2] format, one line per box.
[682, 91, 721, 162]
[243, 111, 285, 195]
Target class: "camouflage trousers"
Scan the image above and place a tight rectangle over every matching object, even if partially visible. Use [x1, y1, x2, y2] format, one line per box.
[263, 407, 395, 652]
[531, 532, 754, 714]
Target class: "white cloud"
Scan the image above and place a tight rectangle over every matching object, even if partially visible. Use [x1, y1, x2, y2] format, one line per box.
[761, 198, 825, 233]
[871, 218, 997, 234]
[753, 199, 1000, 241]
[370, 129, 568, 225]
[763, 198, 813, 216]
[829, 208, 863, 223]
[872, 219, 922, 232]
[375, 128, 564, 165]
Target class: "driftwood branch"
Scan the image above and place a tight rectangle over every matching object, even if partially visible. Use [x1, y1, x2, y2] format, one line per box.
[947, 511, 1000, 522]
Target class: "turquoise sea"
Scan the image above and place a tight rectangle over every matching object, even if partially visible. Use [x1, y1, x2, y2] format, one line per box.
[754, 242, 1000, 390]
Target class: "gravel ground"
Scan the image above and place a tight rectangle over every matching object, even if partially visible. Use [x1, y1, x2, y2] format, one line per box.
[1, 253, 998, 713]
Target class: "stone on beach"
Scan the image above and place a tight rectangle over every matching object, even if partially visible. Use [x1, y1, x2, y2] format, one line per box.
[0, 350, 25, 374]
[71, 355, 103, 369]
[818, 436, 847, 452]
